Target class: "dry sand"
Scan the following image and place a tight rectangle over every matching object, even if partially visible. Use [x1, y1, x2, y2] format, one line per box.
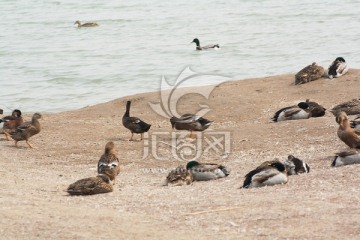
[1, 70, 360, 239]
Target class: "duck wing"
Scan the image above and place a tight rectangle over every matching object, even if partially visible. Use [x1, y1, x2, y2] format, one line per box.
[124, 116, 151, 133]
[201, 44, 219, 49]
[283, 108, 302, 118]
[272, 106, 294, 121]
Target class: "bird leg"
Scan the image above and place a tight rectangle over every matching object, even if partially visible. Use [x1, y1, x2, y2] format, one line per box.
[15, 141, 19, 147]
[140, 133, 143, 141]
[3, 131, 13, 141]
[188, 131, 194, 138]
[129, 133, 134, 141]
[26, 141, 33, 148]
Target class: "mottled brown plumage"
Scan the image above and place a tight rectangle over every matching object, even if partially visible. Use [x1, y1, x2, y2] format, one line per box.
[336, 112, 360, 149]
[330, 98, 360, 116]
[9, 113, 41, 148]
[163, 165, 193, 186]
[97, 142, 120, 184]
[67, 174, 113, 195]
[295, 62, 325, 85]
[1, 109, 23, 141]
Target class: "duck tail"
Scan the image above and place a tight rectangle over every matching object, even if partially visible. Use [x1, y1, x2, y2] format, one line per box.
[139, 121, 151, 132]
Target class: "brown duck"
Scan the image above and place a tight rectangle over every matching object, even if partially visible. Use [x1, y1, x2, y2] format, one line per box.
[74, 20, 98, 27]
[163, 165, 193, 186]
[295, 62, 325, 85]
[97, 142, 120, 184]
[0, 109, 23, 141]
[66, 174, 113, 195]
[122, 101, 151, 141]
[9, 113, 42, 148]
[330, 98, 360, 116]
[336, 112, 360, 149]
[170, 114, 213, 138]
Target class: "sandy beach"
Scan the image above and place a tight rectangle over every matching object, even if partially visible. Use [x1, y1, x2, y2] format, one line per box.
[1, 69, 360, 239]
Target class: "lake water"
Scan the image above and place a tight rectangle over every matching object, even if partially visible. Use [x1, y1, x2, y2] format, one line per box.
[1, 0, 359, 113]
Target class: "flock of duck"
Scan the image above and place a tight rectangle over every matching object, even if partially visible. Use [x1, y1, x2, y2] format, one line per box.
[1, 54, 359, 195]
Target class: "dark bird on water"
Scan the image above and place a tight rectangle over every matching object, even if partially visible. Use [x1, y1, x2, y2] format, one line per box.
[191, 38, 219, 50]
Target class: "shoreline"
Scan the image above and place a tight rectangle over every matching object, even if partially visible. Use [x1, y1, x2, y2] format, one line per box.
[1, 69, 360, 239]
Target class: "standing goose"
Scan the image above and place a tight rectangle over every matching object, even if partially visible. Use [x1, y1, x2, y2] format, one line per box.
[336, 111, 360, 149]
[330, 98, 360, 116]
[0, 109, 23, 141]
[186, 161, 229, 181]
[191, 38, 219, 50]
[122, 101, 151, 141]
[9, 113, 42, 148]
[74, 20, 98, 27]
[97, 142, 120, 185]
[327, 57, 348, 79]
[272, 102, 311, 122]
[66, 174, 113, 195]
[170, 114, 213, 138]
[295, 62, 325, 85]
[242, 161, 288, 188]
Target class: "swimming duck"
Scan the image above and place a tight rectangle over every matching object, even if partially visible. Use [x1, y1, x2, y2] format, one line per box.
[191, 38, 219, 50]
[284, 155, 310, 175]
[336, 111, 360, 149]
[331, 150, 360, 167]
[330, 98, 360, 116]
[350, 115, 360, 130]
[170, 114, 213, 137]
[9, 113, 42, 148]
[295, 62, 325, 85]
[327, 57, 348, 79]
[0, 109, 23, 141]
[272, 102, 311, 122]
[74, 20, 98, 27]
[66, 174, 113, 195]
[242, 161, 288, 188]
[305, 99, 326, 117]
[163, 165, 193, 186]
[122, 101, 151, 141]
[97, 142, 120, 185]
[186, 161, 229, 181]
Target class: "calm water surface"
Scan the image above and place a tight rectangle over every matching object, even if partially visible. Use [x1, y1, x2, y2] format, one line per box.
[1, 0, 359, 112]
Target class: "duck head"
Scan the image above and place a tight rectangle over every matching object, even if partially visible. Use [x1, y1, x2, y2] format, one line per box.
[336, 111, 347, 124]
[270, 161, 286, 173]
[186, 160, 200, 169]
[191, 38, 200, 46]
[335, 57, 346, 63]
[32, 113, 42, 121]
[74, 20, 81, 25]
[12, 109, 22, 117]
[297, 102, 309, 109]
